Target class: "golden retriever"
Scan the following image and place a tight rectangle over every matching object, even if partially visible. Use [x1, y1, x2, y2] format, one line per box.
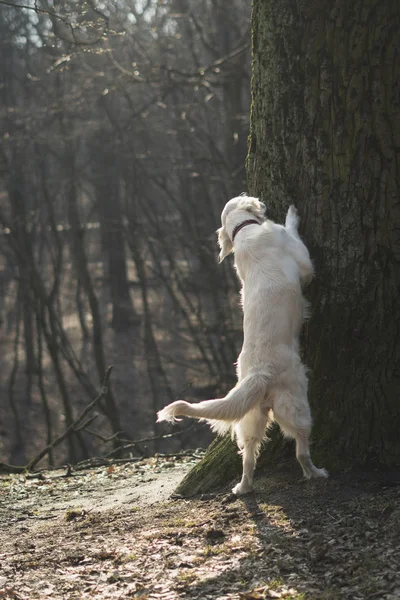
[157, 196, 327, 495]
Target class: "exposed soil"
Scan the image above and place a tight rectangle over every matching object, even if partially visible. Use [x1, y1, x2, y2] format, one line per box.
[1, 455, 399, 600]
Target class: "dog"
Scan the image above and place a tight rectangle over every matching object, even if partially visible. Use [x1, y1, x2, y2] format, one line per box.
[157, 195, 327, 495]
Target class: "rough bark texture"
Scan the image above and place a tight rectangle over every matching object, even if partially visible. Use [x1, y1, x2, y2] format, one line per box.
[175, 434, 241, 497]
[177, 0, 400, 496]
[247, 0, 400, 469]
[95, 146, 137, 332]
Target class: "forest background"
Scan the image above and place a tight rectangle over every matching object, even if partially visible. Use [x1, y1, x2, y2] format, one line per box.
[0, 0, 251, 467]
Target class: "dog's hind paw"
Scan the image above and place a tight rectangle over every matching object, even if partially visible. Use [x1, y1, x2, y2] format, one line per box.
[307, 466, 329, 479]
[313, 467, 329, 478]
[232, 482, 253, 496]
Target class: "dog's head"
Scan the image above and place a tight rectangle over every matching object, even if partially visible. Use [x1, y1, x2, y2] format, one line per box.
[217, 195, 266, 262]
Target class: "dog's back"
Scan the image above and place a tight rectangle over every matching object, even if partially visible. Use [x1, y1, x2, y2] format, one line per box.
[233, 221, 305, 379]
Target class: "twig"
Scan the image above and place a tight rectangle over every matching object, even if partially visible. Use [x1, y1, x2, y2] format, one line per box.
[74, 414, 99, 432]
[83, 422, 204, 448]
[105, 443, 142, 458]
[0, 449, 205, 477]
[0, 462, 26, 474]
[0, 382, 206, 474]
[104, 425, 205, 458]
[82, 429, 123, 443]
[25, 366, 113, 471]
[0, 366, 114, 474]
[153, 450, 205, 459]
[74, 450, 203, 470]
[0, 0, 108, 46]
[72, 457, 142, 470]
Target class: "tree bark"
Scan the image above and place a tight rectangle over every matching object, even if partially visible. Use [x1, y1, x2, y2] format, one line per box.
[8, 167, 36, 405]
[175, 435, 241, 497]
[177, 0, 400, 496]
[95, 146, 138, 332]
[65, 150, 123, 442]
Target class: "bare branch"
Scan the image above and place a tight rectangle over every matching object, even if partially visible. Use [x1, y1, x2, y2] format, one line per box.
[0, 0, 108, 46]
[0, 367, 114, 474]
[104, 425, 205, 458]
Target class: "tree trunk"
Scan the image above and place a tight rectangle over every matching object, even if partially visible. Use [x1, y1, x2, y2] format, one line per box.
[8, 168, 36, 405]
[95, 148, 138, 332]
[65, 151, 123, 442]
[177, 0, 400, 496]
[175, 435, 241, 497]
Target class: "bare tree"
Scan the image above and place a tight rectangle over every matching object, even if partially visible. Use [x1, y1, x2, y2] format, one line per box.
[0, 0, 252, 465]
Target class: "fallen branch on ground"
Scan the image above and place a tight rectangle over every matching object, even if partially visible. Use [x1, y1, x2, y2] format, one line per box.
[0, 366, 114, 474]
[104, 424, 206, 458]
[0, 373, 207, 474]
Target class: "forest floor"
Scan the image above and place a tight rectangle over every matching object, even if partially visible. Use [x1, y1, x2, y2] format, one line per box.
[1, 453, 399, 600]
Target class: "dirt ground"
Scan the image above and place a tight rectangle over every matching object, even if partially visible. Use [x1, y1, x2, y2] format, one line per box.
[1, 454, 399, 600]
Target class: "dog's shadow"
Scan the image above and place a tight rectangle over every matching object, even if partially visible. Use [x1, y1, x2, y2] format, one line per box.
[179, 461, 399, 598]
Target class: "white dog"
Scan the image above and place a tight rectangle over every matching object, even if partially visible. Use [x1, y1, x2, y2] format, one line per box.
[157, 195, 327, 495]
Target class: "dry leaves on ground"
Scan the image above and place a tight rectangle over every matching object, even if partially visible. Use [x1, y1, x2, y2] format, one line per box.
[0, 456, 399, 599]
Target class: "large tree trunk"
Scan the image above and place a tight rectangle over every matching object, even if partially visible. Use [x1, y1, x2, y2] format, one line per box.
[177, 0, 400, 496]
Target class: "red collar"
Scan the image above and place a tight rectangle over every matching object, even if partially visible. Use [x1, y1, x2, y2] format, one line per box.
[231, 219, 261, 243]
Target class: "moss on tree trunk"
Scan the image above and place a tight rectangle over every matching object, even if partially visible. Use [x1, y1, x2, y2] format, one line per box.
[176, 425, 290, 497]
[175, 434, 241, 497]
[177, 0, 400, 497]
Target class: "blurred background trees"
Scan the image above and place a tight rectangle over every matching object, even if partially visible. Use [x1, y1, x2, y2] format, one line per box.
[0, 0, 251, 466]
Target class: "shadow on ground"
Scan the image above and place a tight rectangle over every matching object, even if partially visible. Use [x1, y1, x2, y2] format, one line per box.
[180, 461, 400, 599]
[1, 456, 399, 599]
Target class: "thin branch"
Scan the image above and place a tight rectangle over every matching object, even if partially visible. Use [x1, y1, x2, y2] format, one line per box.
[74, 414, 99, 432]
[0, 1, 73, 29]
[25, 365, 114, 470]
[104, 424, 205, 458]
[82, 429, 121, 443]
[0, 366, 114, 474]
[0, 0, 108, 46]
[159, 42, 249, 81]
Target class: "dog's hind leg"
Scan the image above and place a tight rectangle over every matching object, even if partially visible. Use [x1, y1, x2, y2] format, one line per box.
[294, 429, 328, 479]
[232, 409, 269, 495]
[271, 391, 328, 480]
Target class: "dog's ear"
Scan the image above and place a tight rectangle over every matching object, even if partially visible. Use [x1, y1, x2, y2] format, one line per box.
[238, 196, 266, 220]
[217, 226, 233, 263]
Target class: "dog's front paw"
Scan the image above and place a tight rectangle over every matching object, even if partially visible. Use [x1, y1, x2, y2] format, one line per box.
[286, 205, 300, 230]
[232, 482, 253, 496]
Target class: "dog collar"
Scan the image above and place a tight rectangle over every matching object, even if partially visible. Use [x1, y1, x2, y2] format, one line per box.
[231, 219, 261, 243]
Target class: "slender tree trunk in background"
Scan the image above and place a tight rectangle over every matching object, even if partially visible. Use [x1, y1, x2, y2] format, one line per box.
[75, 276, 90, 341]
[8, 171, 36, 405]
[126, 222, 174, 448]
[21, 272, 35, 405]
[36, 313, 54, 466]
[8, 287, 25, 465]
[65, 151, 123, 442]
[95, 149, 137, 331]
[213, 2, 249, 193]
[177, 0, 400, 496]
[43, 326, 81, 463]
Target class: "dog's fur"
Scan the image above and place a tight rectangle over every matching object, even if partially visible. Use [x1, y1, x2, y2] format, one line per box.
[157, 195, 327, 495]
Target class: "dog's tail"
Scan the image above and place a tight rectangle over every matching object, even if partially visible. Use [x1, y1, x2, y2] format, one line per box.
[157, 373, 269, 424]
